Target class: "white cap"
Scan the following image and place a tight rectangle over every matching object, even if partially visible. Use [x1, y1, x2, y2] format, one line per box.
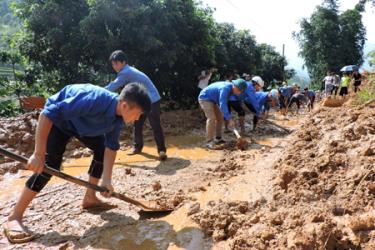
[251, 76, 264, 87]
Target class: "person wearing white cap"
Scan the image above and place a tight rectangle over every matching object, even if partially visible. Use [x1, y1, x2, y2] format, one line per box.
[251, 76, 265, 91]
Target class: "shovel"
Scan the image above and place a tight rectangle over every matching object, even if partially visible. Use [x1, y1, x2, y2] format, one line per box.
[0, 147, 173, 213]
[233, 128, 248, 150]
[261, 118, 291, 133]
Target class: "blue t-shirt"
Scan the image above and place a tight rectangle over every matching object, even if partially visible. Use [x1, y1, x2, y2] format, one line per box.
[106, 64, 161, 103]
[306, 90, 316, 98]
[42, 84, 124, 150]
[229, 81, 255, 101]
[198, 81, 233, 121]
[279, 86, 294, 98]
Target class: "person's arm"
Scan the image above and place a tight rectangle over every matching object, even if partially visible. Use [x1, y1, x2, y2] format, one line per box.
[100, 124, 122, 196]
[219, 88, 235, 128]
[27, 113, 53, 174]
[105, 73, 129, 92]
[100, 147, 117, 197]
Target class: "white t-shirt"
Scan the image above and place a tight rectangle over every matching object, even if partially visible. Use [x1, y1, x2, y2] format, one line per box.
[323, 76, 335, 86]
[198, 70, 212, 89]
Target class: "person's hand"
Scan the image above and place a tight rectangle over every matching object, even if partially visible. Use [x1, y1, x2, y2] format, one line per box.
[27, 153, 45, 174]
[100, 181, 114, 198]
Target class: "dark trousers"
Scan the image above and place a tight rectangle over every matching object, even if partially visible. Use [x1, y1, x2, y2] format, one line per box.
[288, 96, 301, 109]
[228, 101, 245, 117]
[26, 125, 105, 192]
[228, 101, 259, 128]
[134, 101, 166, 153]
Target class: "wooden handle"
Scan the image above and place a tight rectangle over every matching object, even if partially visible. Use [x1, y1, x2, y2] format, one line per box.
[233, 129, 241, 139]
[0, 146, 108, 193]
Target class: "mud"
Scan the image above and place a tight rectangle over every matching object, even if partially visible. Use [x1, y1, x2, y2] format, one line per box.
[190, 101, 375, 249]
[2, 100, 374, 250]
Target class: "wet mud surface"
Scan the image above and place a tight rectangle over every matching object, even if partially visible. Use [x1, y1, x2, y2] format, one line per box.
[2, 103, 373, 249]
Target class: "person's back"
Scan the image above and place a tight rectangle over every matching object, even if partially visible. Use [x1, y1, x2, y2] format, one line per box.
[279, 86, 294, 98]
[44, 84, 123, 140]
[108, 64, 161, 103]
[341, 75, 351, 87]
[198, 81, 232, 104]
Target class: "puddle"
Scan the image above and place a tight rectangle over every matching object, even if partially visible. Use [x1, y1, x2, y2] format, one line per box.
[256, 138, 280, 147]
[0, 135, 216, 202]
[89, 208, 208, 250]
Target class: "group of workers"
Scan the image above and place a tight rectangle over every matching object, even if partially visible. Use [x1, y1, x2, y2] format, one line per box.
[197, 73, 317, 149]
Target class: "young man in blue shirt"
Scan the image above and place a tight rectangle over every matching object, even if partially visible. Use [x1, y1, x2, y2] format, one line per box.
[105, 50, 167, 161]
[303, 87, 316, 111]
[3, 83, 151, 243]
[278, 84, 298, 115]
[198, 79, 247, 149]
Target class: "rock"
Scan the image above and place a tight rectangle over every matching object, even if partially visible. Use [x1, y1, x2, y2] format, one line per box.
[187, 202, 200, 216]
[152, 181, 162, 191]
[125, 168, 132, 175]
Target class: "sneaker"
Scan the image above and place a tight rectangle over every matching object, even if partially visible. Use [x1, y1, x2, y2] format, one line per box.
[215, 137, 226, 144]
[158, 151, 167, 161]
[127, 148, 142, 155]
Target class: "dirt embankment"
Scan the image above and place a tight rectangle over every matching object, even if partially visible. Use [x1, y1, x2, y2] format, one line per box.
[191, 102, 375, 249]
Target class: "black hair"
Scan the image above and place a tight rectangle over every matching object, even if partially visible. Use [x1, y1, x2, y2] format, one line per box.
[119, 83, 151, 113]
[109, 50, 128, 62]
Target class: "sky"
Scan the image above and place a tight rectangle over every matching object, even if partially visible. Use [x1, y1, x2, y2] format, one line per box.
[201, 0, 375, 77]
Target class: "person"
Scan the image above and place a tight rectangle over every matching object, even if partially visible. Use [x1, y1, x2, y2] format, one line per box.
[339, 72, 351, 98]
[330, 73, 340, 96]
[251, 76, 264, 91]
[288, 90, 307, 114]
[198, 79, 247, 149]
[3, 83, 151, 244]
[243, 88, 279, 130]
[105, 50, 167, 161]
[197, 66, 215, 90]
[303, 87, 316, 111]
[323, 71, 335, 96]
[278, 84, 297, 115]
[254, 89, 279, 117]
[353, 70, 362, 93]
[225, 76, 265, 134]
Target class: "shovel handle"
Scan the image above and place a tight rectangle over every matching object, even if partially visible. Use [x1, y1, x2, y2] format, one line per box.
[233, 129, 241, 139]
[0, 146, 108, 193]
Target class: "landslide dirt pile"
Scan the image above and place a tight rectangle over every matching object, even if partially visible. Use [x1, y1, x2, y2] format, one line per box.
[0, 112, 91, 175]
[192, 103, 375, 249]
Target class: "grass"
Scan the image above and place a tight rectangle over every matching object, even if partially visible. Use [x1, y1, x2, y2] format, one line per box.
[353, 74, 375, 106]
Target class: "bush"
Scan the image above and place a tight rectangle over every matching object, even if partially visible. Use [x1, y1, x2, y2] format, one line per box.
[353, 75, 375, 106]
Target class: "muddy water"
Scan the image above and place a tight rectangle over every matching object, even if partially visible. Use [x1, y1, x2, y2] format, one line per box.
[0, 119, 298, 249]
[0, 135, 212, 201]
[96, 207, 208, 250]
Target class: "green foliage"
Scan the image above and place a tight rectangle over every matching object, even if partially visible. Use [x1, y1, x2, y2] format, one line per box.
[0, 99, 20, 116]
[294, 0, 366, 86]
[368, 49, 375, 68]
[0, 0, 21, 49]
[3, 0, 293, 108]
[353, 76, 375, 105]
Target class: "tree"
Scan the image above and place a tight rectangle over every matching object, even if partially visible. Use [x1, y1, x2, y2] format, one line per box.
[294, 0, 366, 85]
[256, 43, 291, 87]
